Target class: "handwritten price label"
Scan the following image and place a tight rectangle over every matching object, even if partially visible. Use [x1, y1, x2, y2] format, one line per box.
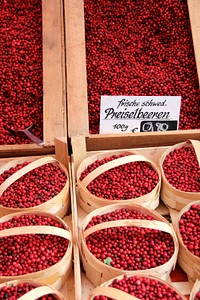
[100, 96, 181, 134]
[140, 120, 178, 132]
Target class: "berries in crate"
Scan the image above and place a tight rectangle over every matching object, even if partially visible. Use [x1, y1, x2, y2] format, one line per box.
[160, 139, 200, 211]
[66, 0, 200, 142]
[174, 200, 200, 282]
[0, 280, 65, 300]
[77, 150, 161, 213]
[0, 156, 69, 218]
[0, 0, 66, 155]
[0, 211, 72, 289]
[88, 273, 187, 300]
[190, 280, 200, 300]
[80, 203, 178, 286]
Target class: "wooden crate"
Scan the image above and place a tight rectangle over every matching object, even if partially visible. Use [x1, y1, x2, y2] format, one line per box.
[65, 0, 200, 144]
[0, 0, 67, 157]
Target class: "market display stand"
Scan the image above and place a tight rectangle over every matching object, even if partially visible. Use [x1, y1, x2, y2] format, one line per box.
[1, 0, 200, 299]
[0, 0, 67, 158]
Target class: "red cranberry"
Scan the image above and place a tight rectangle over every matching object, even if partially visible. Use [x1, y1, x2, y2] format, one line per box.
[84, 0, 200, 133]
[194, 291, 200, 300]
[93, 275, 183, 299]
[179, 204, 200, 257]
[80, 154, 159, 200]
[0, 214, 69, 276]
[85, 208, 174, 271]
[0, 162, 67, 208]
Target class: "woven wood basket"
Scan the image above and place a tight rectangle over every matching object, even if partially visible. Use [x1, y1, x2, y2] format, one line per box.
[88, 273, 187, 300]
[80, 203, 178, 286]
[0, 279, 65, 300]
[0, 156, 69, 218]
[190, 280, 200, 300]
[0, 211, 72, 290]
[175, 201, 200, 282]
[77, 150, 161, 213]
[160, 139, 200, 211]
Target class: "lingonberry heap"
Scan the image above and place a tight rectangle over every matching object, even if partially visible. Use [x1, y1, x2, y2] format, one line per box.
[93, 275, 183, 299]
[0, 162, 67, 208]
[179, 204, 200, 257]
[80, 154, 159, 200]
[86, 208, 174, 270]
[162, 146, 200, 192]
[0, 0, 43, 144]
[0, 214, 69, 276]
[0, 283, 56, 300]
[84, 0, 200, 133]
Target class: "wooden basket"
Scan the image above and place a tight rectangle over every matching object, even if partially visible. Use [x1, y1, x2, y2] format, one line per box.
[0, 211, 72, 290]
[175, 201, 200, 282]
[0, 156, 69, 218]
[190, 280, 200, 300]
[0, 279, 66, 300]
[160, 139, 200, 211]
[77, 150, 161, 213]
[88, 273, 187, 300]
[80, 203, 178, 286]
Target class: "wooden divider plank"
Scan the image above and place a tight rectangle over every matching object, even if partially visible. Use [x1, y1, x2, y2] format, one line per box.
[43, 0, 67, 146]
[65, 0, 89, 137]
[55, 137, 69, 168]
[69, 161, 82, 300]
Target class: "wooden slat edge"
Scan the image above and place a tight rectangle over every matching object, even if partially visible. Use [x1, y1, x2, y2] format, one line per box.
[187, 0, 200, 85]
[85, 130, 200, 151]
[65, 0, 89, 137]
[55, 137, 69, 168]
[69, 160, 82, 300]
[43, 0, 67, 146]
[71, 136, 87, 173]
[0, 144, 55, 158]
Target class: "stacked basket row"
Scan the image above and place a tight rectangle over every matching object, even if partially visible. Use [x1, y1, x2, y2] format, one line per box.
[76, 140, 200, 299]
[0, 157, 72, 299]
[77, 140, 200, 213]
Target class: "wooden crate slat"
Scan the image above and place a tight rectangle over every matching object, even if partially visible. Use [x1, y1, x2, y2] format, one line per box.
[0, 144, 55, 159]
[55, 137, 69, 168]
[85, 130, 200, 151]
[69, 160, 82, 300]
[65, 0, 89, 137]
[43, 0, 67, 146]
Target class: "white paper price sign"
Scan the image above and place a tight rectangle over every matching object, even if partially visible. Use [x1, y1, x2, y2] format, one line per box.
[100, 96, 181, 134]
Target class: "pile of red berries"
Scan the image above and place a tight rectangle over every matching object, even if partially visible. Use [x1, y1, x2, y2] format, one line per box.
[93, 275, 184, 299]
[0, 214, 69, 276]
[0, 162, 67, 208]
[86, 208, 174, 270]
[80, 154, 159, 200]
[0, 283, 56, 300]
